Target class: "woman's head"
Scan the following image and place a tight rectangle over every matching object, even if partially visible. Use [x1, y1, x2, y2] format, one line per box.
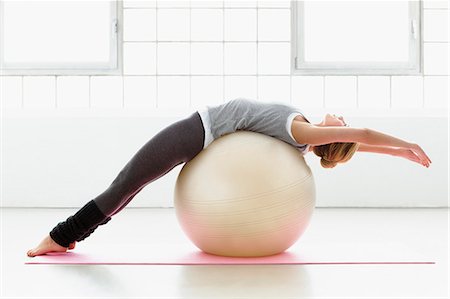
[313, 113, 358, 168]
[311, 114, 359, 168]
[312, 142, 359, 168]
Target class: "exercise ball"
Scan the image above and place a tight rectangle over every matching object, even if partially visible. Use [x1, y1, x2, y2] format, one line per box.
[174, 131, 316, 257]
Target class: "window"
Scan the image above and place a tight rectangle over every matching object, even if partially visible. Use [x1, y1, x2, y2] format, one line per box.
[292, 1, 421, 75]
[0, 1, 121, 75]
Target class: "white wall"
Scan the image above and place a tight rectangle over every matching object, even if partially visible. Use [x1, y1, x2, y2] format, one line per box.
[1, 0, 449, 207]
[1, 114, 448, 208]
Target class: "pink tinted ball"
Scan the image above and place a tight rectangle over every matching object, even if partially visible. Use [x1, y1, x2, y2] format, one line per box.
[174, 131, 316, 257]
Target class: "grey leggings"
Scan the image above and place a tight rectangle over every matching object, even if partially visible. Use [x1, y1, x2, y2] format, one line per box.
[94, 112, 205, 217]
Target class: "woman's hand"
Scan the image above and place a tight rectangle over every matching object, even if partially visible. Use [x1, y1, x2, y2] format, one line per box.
[410, 144, 432, 168]
[397, 145, 432, 168]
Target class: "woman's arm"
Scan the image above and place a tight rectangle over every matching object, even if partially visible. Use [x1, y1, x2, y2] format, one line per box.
[292, 122, 369, 145]
[292, 122, 432, 167]
[293, 122, 411, 147]
[350, 128, 431, 167]
[357, 143, 429, 166]
[357, 143, 398, 155]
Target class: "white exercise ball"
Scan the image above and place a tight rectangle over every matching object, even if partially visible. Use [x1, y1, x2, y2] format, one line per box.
[174, 131, 316, 257]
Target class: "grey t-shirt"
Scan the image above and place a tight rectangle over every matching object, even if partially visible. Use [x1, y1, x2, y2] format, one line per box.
[199, 98, 310, 154]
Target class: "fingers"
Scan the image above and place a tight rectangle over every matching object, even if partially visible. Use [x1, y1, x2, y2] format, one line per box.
[421, 156, 430, 168]
[402, 147, 430, 168]
[412, 144, 432, 167]
[424, 151, 432, 164]
[418, 146, 432, 164]
[424, 153, 430, 164]
[408, 152, 423, 165]
[407, 150, 430, 168]
[418, 153, 430, 168]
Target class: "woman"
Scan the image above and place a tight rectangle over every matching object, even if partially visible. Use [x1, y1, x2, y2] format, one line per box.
[27, 98, 431, 257]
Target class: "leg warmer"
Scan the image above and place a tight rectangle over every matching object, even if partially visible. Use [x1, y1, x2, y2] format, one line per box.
[76, 216, 112, 242]
[49, 200, 110, 247]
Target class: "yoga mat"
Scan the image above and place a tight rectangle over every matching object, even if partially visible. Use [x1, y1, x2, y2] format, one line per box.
[25, 242, 435, 265]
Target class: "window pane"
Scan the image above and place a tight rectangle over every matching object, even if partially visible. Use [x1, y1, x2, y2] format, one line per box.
[303, 1, 410, 62]
[2, 1, 112, 66]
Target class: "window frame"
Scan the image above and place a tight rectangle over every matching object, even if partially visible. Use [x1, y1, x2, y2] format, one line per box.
[291, 0, 422, 75]
[0, 0, 122, 76]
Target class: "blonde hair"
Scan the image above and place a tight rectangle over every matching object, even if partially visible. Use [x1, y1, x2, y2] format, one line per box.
[312, 142, 360, 168]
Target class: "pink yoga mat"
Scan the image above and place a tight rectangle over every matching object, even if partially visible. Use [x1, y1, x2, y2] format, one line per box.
[25, 242, 434, 265]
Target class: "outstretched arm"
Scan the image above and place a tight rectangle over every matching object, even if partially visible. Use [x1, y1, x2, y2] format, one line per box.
[353, 128, 431, 167]
[292, 122, 432, 167]
[356, 143, 429, 167]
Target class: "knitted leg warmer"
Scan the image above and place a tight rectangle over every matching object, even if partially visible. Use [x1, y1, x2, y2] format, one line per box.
[76, 216, 111, 242]
[49, 200, 109, 248]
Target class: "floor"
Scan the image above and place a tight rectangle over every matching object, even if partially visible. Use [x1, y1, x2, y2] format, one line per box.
[1, 207, 448, 299]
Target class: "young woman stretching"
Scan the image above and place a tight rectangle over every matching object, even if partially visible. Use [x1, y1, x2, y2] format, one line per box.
[27, 98, 431, 257]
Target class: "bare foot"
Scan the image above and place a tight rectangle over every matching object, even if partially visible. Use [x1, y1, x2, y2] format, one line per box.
[27, 235, 73, 257]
